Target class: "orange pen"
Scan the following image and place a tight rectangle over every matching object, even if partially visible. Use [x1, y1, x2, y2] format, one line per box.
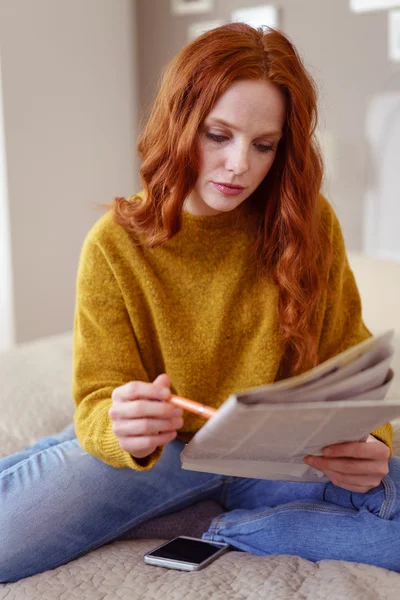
[167, 394, 217, 419]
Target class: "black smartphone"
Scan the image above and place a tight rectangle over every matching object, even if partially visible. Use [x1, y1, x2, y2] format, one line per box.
[143, 536, 231, 571]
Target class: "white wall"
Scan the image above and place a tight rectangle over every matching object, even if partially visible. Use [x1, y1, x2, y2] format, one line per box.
[364, 92, 400, 261]
[0, 55, 15, 351]
[0, 0, 139, 345]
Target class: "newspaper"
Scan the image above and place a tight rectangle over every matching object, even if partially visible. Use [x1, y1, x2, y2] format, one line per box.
[180, 330, 400, 482]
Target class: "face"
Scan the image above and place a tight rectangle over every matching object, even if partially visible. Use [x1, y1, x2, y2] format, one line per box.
[184, 78, 287, 217]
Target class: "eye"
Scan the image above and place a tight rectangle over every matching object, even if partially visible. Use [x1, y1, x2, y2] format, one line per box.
[205, 132, 228, 143]
[256, 144, 274, 153]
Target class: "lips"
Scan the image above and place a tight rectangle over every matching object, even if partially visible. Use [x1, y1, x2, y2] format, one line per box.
[213, 182, 244, 190]
[212, 181, 245, 196]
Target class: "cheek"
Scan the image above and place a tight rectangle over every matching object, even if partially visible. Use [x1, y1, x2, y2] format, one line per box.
[198, 147, 222, 177]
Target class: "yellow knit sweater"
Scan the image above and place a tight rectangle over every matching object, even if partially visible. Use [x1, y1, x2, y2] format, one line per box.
[72, 194, 393, 470]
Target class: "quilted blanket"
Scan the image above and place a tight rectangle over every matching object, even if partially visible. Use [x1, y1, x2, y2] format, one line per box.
[1, 333, 400, 599]
[2, 539, 400, 600]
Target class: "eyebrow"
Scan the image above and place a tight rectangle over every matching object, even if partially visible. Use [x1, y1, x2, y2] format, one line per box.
[206, 117, 282, 138]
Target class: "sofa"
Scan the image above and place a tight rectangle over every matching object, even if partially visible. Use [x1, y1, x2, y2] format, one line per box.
[1, 251, 400, 599]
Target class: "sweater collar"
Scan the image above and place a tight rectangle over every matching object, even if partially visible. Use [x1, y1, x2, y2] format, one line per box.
[181, 200, 258, 232]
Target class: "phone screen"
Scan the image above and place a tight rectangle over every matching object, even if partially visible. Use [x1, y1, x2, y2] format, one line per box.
[147, 537, 224, 565]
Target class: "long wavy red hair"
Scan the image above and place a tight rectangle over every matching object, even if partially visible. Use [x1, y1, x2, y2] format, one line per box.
[112, 23, 332, 376]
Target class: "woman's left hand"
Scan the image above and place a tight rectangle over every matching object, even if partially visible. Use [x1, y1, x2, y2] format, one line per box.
[304, 435, 390, 493]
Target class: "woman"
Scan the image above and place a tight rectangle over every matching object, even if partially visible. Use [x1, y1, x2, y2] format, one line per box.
[1, 23, 399, 582]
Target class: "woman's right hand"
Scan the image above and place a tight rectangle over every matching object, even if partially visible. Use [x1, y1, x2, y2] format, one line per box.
[108, 373, 184, 459]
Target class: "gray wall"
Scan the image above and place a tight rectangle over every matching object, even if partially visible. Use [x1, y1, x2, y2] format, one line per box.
[0, 0, 139, 344]
[137, 0, 400, 251]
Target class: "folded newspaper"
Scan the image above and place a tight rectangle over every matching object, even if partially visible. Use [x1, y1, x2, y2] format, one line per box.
[180, 330, 400, 482]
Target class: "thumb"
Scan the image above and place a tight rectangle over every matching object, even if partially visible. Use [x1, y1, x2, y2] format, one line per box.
[153, 373, 171, 389]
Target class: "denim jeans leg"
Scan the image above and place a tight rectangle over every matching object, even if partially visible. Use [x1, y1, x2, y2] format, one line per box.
[202, 456, 400, 572]
[0, 423, 76, 471]
[0, 437, 225, 583]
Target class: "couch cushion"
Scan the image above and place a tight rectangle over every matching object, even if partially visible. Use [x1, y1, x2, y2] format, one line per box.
[348, 251, 400, 399]
[0, 332, 74, 458]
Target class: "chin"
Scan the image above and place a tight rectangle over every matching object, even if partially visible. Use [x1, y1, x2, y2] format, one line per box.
[206, 200, 239, 214]
[206, 191, 245, 212]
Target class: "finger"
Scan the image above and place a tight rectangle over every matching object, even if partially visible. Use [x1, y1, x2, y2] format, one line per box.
[322, 440, 390, 460]
[321, 468, 383, 492]
[112, 381, 170, 403]
[153, 373, 171, 388]
[119, 431, 178, 455]
[305, 456, 389, 477]
[110, 399, 183, 420]
[112, 416, 184, 437]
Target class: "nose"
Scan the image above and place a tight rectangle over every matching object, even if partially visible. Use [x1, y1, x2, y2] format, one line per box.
[225, 142, 249, 176]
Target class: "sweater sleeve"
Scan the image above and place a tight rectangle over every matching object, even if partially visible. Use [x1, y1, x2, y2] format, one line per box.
[317, 198, 393, 456]
[72, 230, 164, 470]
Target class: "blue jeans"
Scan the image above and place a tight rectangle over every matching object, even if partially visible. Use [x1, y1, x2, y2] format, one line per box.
[1, 424, 400, 582]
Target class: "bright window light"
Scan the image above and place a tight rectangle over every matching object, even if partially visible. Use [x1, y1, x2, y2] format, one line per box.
[350, 1, 400, 13]
[231, 5, 279, 29]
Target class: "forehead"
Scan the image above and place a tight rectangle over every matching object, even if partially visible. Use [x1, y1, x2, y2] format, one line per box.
[205, 79, 286, 136]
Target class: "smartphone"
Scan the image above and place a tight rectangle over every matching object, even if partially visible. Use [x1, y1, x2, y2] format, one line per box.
[143, 536, 230, 571]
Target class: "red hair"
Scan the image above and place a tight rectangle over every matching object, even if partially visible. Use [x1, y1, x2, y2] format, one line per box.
[112, 23, 332, 376]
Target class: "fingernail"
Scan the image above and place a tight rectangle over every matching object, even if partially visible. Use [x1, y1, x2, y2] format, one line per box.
[173, 408, 183, 416]
[160, 388, 170, 399]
